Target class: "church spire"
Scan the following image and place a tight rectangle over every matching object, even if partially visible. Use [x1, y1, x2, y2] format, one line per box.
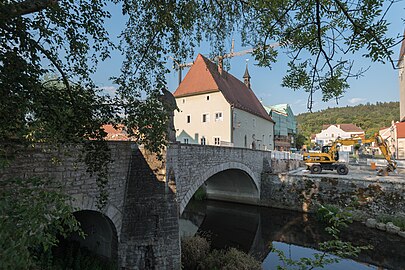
[243, 60, 251, 89]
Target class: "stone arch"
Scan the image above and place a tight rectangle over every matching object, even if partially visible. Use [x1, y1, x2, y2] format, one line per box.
[180, 162, 259, 214]
[68, 194, 122, 241]
[69, 210, 119, 261]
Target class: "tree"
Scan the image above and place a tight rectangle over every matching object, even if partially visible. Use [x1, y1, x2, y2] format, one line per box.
[0, 1, 402, 267]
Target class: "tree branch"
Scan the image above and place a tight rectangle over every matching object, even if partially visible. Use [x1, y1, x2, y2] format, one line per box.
[333, 0, 396, 69]
[4, 0, 57, 19]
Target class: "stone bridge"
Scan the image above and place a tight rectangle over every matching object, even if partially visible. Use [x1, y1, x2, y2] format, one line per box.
[166, 143, 299, 214]
[4, 142, 404, 269]
[0, 142, 300, 269]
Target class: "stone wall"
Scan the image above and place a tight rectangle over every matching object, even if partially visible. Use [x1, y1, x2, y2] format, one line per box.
[118, 146, 180, 269]
[167, 143, 302, 214]
[0, 142, 181, 269]
[260, 170, 405, 216]
[0, 142, 132, 236]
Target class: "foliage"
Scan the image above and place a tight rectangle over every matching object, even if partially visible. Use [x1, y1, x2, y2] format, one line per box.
[273, 204, 372, 270]
[193, 186, 207, 201]
[295, 133, 307, 149]
[377, 214, 405, 230]
[181, 235, 261, 270]
[181, 235, 210, 270]
[0, 177, 82, 269]
[297, 101, 400, 143]
[52, 241, 117, 270]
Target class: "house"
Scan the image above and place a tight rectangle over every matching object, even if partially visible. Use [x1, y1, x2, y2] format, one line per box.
[263, 104, 297, 151]
[379, 121, 405, 159]
[398, 30, 405, 122]
[173, 54, 275, 150]
[102, 124, 130, 141]
[314, 124, 365, 152]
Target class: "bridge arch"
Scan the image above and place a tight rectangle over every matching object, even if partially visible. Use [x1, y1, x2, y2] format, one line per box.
[180, 161, 260, 214]
[69, 194, 122, 241]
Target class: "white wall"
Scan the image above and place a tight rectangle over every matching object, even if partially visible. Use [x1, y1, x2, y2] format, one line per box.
[174, 91, 231, 145]
[232, 108, 274, 150]
[399, 55, 405, 122]
[315, 125, 364, 152]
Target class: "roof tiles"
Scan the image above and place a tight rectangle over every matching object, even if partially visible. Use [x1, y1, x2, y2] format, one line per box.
[173, 54, 273, 122]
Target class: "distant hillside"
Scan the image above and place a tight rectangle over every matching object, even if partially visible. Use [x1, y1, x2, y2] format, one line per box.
[296, 102, 400, 140]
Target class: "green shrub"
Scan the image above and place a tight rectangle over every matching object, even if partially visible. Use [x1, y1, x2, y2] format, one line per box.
[377, 215, 405, 230]
[181, 235, 210, 269]
[193, 186, 207, 201]
[181, 236, 261, 270]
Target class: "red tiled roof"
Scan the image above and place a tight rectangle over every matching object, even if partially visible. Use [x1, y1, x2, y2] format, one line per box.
[102, 124, 130, 141]
[396, 122, 405, 138]
[322, 124, 364, 133]
[173, 54, 274, 122]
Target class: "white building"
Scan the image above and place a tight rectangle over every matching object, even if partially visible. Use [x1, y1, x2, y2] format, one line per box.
[398, 30, 405, 122]
[314, 124, 365, 152]
[380, 121, 405, 159]
[173, 54, 275, 150]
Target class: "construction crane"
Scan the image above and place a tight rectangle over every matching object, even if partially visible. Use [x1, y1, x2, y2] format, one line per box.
[171, 40, 280, 85]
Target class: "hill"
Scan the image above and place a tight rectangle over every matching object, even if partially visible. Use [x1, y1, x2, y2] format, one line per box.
[296, 102, 400, 141]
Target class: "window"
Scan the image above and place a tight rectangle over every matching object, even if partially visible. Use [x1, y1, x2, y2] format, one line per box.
[202, 113, 209, 123]
[332, 134, 334, 138]
[201, 137, 206, 145]
[215, 112, 223, 121]
[253, 118, 256, 128]
[206, 95, 210, 101]
[182, 99, 185, 104]
[186, 115, 191, 123]
[183, 138, 189, 144]
[214, 137, 220, 145]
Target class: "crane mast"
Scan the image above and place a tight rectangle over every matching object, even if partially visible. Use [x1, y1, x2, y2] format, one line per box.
[172, 40, 280, 85]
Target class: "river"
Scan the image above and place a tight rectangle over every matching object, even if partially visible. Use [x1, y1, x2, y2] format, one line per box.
[180, 199, 405, 270]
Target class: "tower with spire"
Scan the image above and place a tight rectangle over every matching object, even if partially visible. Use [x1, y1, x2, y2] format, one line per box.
[243, 61, 251, 89]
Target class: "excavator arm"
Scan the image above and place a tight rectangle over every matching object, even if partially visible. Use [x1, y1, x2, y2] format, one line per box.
[304, 134, 397, 176]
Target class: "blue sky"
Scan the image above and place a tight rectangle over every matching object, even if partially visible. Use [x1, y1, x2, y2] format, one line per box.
[93, 2, 405, 115]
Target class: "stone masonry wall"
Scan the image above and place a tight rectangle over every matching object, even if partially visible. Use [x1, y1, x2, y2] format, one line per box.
[119, 146, 180, 269]
[167, 143, 302, 214]
[260, 171, 405, 216]
[0, 142, 181, 269]
[0, 142, 132, 236]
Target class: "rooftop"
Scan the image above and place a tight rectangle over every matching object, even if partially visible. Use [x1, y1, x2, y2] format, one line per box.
[173, 54, 274, 122]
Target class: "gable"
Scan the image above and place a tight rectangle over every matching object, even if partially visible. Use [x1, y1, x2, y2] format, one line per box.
[173, 54, 274, 123]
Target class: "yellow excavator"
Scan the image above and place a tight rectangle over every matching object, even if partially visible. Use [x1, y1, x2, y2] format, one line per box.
[304, 133, 397, 176]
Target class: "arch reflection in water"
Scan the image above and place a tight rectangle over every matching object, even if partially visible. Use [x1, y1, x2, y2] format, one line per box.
[180, 200, 405, 270]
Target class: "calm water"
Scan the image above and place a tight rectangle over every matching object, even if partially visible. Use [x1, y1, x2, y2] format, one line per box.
[180, 200, 405, 270]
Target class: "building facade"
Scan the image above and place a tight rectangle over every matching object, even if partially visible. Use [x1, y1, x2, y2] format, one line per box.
[399, 30, 405, 122]
[263, 104, 297, 151]
[173, 54, 275, 150]
[314, 124, 365, 152]
[380, 121, 405, 159]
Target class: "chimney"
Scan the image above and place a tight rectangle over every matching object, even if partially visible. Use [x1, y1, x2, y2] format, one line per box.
[243, 62, 251, 89]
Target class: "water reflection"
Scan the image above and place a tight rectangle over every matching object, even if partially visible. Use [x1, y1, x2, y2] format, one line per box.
[180, 200, 405, 270]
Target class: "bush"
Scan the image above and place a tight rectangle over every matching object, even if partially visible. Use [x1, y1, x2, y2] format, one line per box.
[377, 215, 405, 230]
[181, 235, 210, 269]
[0, 177, 82, 269]
[181, 236, 261, 270]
